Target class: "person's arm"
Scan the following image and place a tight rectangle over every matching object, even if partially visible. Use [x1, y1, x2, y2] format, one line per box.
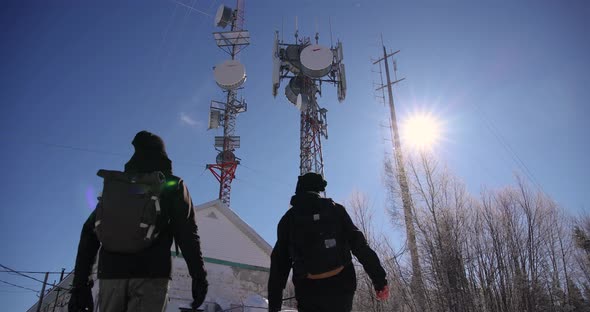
[170, 179, 208, 308]
[170, 179, 207, 282]
[338, 203, 387, 290]
[268, 214, 292, 312]
[72, 210, 100, 287]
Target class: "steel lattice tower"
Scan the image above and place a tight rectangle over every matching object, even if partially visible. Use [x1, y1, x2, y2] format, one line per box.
[298, 77, 328, 175]
[207, 0, 250, 206]
[272, 29, 346, 177]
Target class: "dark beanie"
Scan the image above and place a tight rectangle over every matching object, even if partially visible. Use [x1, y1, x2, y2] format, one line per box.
[296, 172, 327, 193]
[125, 131, 172, 174]
[132, 130, 168, 156]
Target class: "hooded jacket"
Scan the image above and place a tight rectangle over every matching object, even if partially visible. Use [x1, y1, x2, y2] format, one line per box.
[267, 192, 387, 311]
[72, 132, 206, 286]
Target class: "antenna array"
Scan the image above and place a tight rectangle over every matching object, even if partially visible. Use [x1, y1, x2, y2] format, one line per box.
[272, 25, 347, 176]
[206, 0, 250, 206]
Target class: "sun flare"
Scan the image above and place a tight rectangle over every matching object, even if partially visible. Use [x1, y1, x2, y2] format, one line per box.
[400, 112, 442, 150]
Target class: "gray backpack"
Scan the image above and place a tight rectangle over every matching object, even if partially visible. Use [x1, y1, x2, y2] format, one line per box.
[94, 169, 166, 253]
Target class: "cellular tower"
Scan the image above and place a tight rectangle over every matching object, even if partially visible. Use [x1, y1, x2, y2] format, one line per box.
[207, 1, 250, 206]
[272, 24, 347, 176]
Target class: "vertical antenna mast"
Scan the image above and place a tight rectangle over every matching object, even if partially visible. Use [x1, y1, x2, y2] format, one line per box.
[372, 41, 426, 309]
[207, 0, 250, 206]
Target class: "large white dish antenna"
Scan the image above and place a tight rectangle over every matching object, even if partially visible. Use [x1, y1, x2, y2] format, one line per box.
[214, 5, 233, 28]
[214, 60, 246, 90]
[300, 44, 333, 78]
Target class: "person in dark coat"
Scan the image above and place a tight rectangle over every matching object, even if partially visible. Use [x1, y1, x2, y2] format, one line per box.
[68, 131, 208, 312]
[267, 172, 389, 312]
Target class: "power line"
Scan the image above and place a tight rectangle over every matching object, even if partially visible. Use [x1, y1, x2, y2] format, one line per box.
[0, 279, 39, 293]
[0, 265, 70, 292]
[470, 103, 545, 193]
[0, 270, 72, 275]
[170, 0, 212, 17]
[5, 140, 202, 169]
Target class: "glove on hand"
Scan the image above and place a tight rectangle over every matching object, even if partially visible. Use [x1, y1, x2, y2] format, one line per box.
[191, 278, 208, 309]
[68, 282, 94, 312]
[375, 284, 390, 301]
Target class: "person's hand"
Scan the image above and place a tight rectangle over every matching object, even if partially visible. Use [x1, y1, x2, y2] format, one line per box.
[68, 282, 94, 312]
[375, 284, 390, 301]
[191, 278, 208, 309]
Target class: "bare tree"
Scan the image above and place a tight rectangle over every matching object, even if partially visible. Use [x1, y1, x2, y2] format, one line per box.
[347, 190, 390, 312]
[381, 149, 590, 312]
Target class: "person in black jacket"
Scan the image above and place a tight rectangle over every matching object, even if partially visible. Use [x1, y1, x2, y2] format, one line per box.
[68, 131, 208, 312]
[267, 172, 389, 312]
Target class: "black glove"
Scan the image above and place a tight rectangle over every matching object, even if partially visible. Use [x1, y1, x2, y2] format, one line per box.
[268, 305, 282, 312]
[267, 291, 282, 312]
[68, 281, 94, 312]
[191, 278, 208, 309]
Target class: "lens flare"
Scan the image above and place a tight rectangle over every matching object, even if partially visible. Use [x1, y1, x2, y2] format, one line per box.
[400, 112, 443, 151]
[86, 186, 98, 210]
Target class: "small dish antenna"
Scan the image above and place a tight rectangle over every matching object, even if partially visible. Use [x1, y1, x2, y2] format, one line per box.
[285, 76, 304, 105]
[216, 150, 236, 164]
[214, 5, 233, 28]
[213, 60, 246, 90]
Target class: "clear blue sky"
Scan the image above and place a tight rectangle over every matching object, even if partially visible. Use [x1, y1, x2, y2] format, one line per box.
[1, 0, 588, 310]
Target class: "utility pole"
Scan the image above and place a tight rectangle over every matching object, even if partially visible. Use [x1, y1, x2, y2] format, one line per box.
[373, 43, 426, 310]
[36, 272, 49, 312]
[52, 268, 66, 312]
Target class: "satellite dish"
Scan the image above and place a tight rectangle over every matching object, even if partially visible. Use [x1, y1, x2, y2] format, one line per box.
[337, 63, 347, 102]
[300, 44, 333, 78]
[272, 31, 281, 97]
[216, 151, 236, 164]
[214, 5, 233, 28]
[285, 76, 304, 105]
[214, 60, 246, 90]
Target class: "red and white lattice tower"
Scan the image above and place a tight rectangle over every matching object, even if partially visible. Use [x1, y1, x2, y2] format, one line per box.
[206, 0, 250, 206]
[272, 28, 347, 176]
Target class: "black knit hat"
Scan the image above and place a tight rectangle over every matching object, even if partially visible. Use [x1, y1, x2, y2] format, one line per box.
[125, 131, 172, 174]
[296, 172, 327, 193]
[132, 130, 168, 156]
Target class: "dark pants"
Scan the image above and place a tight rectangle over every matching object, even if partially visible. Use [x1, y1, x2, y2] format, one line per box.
[296, 294, 354, 312]
[98, 278, 169, 312]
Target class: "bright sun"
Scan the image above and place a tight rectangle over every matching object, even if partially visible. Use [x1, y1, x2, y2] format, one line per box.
[400, 112, 442, 150]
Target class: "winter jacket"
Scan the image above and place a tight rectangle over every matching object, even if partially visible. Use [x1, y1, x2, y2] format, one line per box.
[267, 192, 387, 311]
[72, 174, 206, 287]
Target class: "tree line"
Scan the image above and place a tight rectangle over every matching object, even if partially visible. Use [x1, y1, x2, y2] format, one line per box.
[348, 153, 590, 312]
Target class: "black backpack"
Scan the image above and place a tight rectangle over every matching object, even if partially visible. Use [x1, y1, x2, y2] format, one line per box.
[289, 198, 349, 277]
[94, 170, 167, 253]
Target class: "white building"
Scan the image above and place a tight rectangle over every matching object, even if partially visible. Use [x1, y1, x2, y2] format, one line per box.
[28, 199, 287, 312]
